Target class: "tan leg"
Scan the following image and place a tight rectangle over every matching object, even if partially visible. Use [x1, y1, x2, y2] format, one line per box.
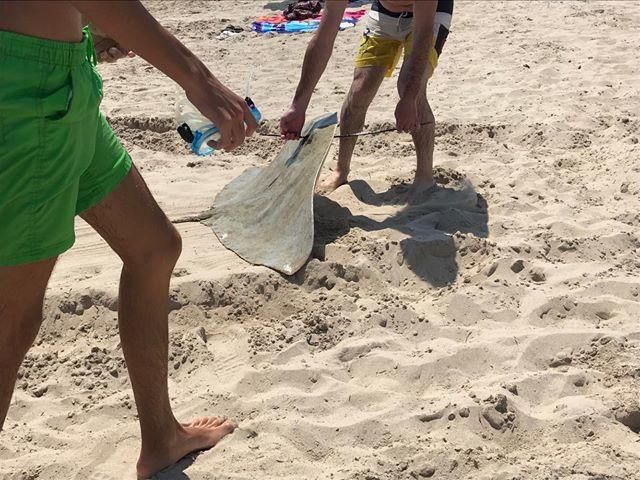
[398, 62, 436, 204]
[80, 166, 235, 479]
[0, 257, 57, 430]
[317, 66, 387, 195]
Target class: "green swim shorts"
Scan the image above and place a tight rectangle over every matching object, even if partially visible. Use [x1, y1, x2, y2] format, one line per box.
[0, 30, 132, 267]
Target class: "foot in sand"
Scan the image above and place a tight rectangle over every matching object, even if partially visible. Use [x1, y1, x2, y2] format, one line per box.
[406, 178, 437, 205]
[316, 170, 349, 195]
[136, 417, 236, 479]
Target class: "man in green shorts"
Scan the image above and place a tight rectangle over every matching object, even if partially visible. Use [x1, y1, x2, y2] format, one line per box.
[0, 1, 257, 478]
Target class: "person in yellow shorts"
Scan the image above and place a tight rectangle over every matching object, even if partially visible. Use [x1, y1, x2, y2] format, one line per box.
[280, 0, 453, 204]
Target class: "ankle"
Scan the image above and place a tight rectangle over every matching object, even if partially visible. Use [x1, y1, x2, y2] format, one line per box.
[333, 169, 349, 180]
[140, 418, 182, 451]
[414, 172, 434, 184]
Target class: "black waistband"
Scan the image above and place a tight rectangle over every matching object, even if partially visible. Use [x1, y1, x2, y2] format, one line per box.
[437, 0, 454, 15]
[371, 0, 454, 18]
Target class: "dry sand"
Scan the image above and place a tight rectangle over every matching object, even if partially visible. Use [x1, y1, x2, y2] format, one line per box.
[2, 1, 640, 479]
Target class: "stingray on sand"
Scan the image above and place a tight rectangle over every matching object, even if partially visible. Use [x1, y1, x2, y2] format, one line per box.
[185, 112, 337, 275]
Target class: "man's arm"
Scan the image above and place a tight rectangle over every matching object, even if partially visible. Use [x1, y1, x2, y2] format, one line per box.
[280, 0, 348, 139]
[71, 1, 257, 151]
[399, 0, 437, 100]
[395, 0, 437, 132]
[81, 17, 135, 63]
[291, 0, 347, 112]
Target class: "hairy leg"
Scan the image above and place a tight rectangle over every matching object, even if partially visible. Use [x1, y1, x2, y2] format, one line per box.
[0, 257, 56, 430]
[408, 93, 437, 203]
[81, 166, 234, 478]
[398, 63, 436, 204]
[317, 66, 386, 195]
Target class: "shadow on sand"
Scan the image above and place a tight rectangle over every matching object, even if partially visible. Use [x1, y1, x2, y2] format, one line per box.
[151, 453, 199, 480]
[311, 178, 489, 287]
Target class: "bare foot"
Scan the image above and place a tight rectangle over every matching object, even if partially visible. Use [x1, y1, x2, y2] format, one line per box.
[406, 179, 437, 205]
[136, 416, 236, 479]
[316, 170, 348, 195]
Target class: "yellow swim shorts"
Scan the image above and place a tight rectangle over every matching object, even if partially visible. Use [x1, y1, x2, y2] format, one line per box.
[354, 2, 452, 78]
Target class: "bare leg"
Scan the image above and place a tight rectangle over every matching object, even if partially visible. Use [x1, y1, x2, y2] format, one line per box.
[398, 64, 437, 204]
[410, 94, 436, 196]
[0, 257, 56, 431]
[317, 66, 386, 195]
[81, 166, 235, 479]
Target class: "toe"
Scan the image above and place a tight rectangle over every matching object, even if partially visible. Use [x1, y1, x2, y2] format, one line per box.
[190, 417, 215, 428]
[202, 416, 224, 427]
[189, 418, 204, 427]
[210, 417, 227, 427]
[219, 419, 237, 433]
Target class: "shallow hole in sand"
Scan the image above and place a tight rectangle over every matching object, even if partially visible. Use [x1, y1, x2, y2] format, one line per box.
[616, 409, 640, 434]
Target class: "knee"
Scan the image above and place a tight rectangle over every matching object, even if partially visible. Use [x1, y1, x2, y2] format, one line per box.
[122, 224, 182, 272]
[161, 226, 183, 266]
[342, 92, 369, 118]
[417, 96, 435, 123]
[343, 81, 376, 115]
[0, 304, 43, 355]
[425, 105, 435, 124]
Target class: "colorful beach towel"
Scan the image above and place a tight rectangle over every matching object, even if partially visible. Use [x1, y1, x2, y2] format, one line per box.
[252, 7, 367, 34]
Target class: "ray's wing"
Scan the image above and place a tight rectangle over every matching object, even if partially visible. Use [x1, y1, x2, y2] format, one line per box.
[204, 112, 338, 275]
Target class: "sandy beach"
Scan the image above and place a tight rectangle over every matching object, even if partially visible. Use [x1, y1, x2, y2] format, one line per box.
[1, 1, 640, 479]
